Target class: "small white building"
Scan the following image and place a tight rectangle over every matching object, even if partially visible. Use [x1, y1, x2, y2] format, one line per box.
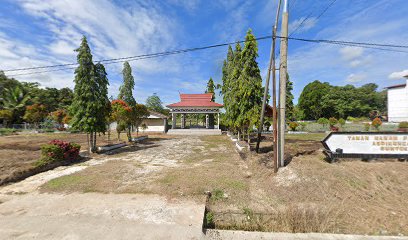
[137, 110, 168, 133]
[387, 75, 408, 122]
[110, 110, 168, 133]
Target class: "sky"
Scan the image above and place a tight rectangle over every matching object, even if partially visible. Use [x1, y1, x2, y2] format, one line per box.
[0, 0, 407, 106]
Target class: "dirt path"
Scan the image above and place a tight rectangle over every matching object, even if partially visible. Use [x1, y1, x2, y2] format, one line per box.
[0, 136, 207, 240]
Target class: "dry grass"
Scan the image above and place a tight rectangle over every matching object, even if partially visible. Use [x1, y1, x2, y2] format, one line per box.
[38, 133, 408, 235]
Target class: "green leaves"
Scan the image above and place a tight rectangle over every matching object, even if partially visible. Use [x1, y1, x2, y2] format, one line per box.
[118, 61, 136, 106]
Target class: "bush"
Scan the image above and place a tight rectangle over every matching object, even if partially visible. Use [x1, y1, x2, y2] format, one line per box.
[364, 123, 370, 132]
[338, 118, 346, 126]
[399, 121, 408, 129]
[288, 122, 299, 131]
[317, 118, 329, 127]
[299, 122, 307, 131]
[371, 117, 382, 130]
[329, 117, 338, 127]
[38, 140, 81, 166]
[0, 128, 18, 136]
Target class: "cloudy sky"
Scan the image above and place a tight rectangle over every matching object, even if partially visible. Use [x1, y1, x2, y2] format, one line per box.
[0, 0, 407, 105]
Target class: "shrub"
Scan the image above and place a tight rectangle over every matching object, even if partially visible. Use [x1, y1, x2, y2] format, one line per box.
[317, 118, 329, 127]
[38, 140, 81, 166]
[371, 117, 382, 130]
[338, 118, 346, 126]
[288, 122, 299, 131]
[329, 117, 338, 127]
[364, 123, 370, 132]
[299, 122, 307, 131]
[399, 121, 408, 129]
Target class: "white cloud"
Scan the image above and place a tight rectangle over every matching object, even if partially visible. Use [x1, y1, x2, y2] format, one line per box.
[388, 69, 408, 80]
[345, 73, 366, 83]
[339, 46, 364, 61]
[289, 17, 317, 34]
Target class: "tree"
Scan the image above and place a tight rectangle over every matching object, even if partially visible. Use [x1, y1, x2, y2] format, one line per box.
[132, 104, 149, 137]
[50, 109, 67, 127]
[111, 99, 132, 141]
[145, 93, 164, 114]
[220, 45, 235, 130]
[317, 117, 329, 128]
[205, 77, 216, 101]
[298, 80, 331, 120]
[70, 36, 104, 152]
[118, 61, 136, 106]
[225, 42, 243, 134]
[23, 104, 48, 127]
[94, 63, 111, 135]
[286, 73, 295, 121]
[2, 85, 31, 123]
[236, 29, 264, 142]
[0, 109, 13, 126]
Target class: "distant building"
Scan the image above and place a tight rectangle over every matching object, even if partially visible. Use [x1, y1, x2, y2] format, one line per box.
[110, 110, 168, 133]
[386, 75, 408, 122]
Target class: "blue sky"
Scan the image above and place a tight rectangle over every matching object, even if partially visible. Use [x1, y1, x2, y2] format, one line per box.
[0, 0, 407, 106]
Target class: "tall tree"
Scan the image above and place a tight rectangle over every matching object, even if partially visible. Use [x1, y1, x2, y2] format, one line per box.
[94, 63, 110, 136]
[205, 77, 216, 101]
[286, 73, 295, 121]
[70, 36, 100, 152]
[2, 85, 31, 123]
[145, 93, 164, 113]
[225, 42, 242, 132]
[118, 61, 136, 106]
[236, 29, 263, 141]
[221, 45, 234, 129]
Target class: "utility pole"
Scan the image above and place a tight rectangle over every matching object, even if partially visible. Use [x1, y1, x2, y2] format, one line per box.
[255, 0, 282, 155]
[278, 0, 289, 168]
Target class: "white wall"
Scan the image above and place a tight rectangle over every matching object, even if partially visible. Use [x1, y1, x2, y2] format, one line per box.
[138, 119, 165, 132]
[388, 81, 408, 122]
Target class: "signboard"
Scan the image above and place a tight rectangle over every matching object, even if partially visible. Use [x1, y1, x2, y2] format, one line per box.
[322, 132, 408, 161]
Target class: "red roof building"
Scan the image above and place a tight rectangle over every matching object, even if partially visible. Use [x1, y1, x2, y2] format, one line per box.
[166, 93, 223, 130]
[167, 93, 223, 108]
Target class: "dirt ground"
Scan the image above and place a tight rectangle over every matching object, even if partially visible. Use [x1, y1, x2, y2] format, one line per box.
[1, 133, 408, 236]
[0, 132, 148, 185]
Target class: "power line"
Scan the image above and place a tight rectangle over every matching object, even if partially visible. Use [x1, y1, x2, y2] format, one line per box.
[5, 36, 408, 77]
[3, 36, 274, 73]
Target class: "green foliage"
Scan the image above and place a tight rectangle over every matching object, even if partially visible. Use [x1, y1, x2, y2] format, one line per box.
[288, 121, 299, 131]
[338, 118, 346, 126]
[235, 29, 263, 134]
[145, 93, 165, 114]
[328, 117, 338, 127]
[2, 84, 31, 123]
[399, 121, 408, 129]
[212, 189, 225, 201]
[0, 128, 19, 136]
[0, 109, 13, 122]
[38, 140, 81, 166]
[23, 104, 48, 124]
[205, 77, 216, 101]
[371, 117, 382, 130]
[70, 36, 109, 151]
[205, 212, 214, 227]
[364, 123, 370, 132]
[118, 61, 136, 106]
[298, 122, 307, 131]
[50, 109, 68, 125]
[298, 81, 386, 120]
[317, 117, 329, 127]
[286, 73, 295, 121]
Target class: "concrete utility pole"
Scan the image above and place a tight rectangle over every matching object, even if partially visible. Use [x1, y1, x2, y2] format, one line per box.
[278, 0, 289, 168]
[255, 0, 282, 156]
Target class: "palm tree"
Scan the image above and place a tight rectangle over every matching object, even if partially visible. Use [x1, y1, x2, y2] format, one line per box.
[2, 85, 31, 123]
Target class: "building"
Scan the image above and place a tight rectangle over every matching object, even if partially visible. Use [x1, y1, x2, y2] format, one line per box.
[110, 110, 168, 133]
[137, 110, 168, 133]
[386, 75, 408, 122]
[166, 93, 223, 135]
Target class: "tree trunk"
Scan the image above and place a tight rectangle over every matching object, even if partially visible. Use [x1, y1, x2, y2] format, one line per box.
[117, 130, 120, 142]
[87, 133, 90, 155]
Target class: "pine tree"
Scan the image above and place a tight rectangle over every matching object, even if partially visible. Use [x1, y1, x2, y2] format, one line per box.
[286, 73, 295, 121]
[118, 61, 136, 106]
[236, 29, 263, 142]
[227, 43, 243, 133]
[205, 77, 216, 101]
[70, 36, 99, 152]
[94, 63, 110, 135]
[221, 46, 234, 129]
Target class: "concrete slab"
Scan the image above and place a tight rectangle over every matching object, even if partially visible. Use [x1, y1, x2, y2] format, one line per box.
[205, 229, 408, 240]
[0, 192, 206, 240]
[168, 129, 222, 135]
